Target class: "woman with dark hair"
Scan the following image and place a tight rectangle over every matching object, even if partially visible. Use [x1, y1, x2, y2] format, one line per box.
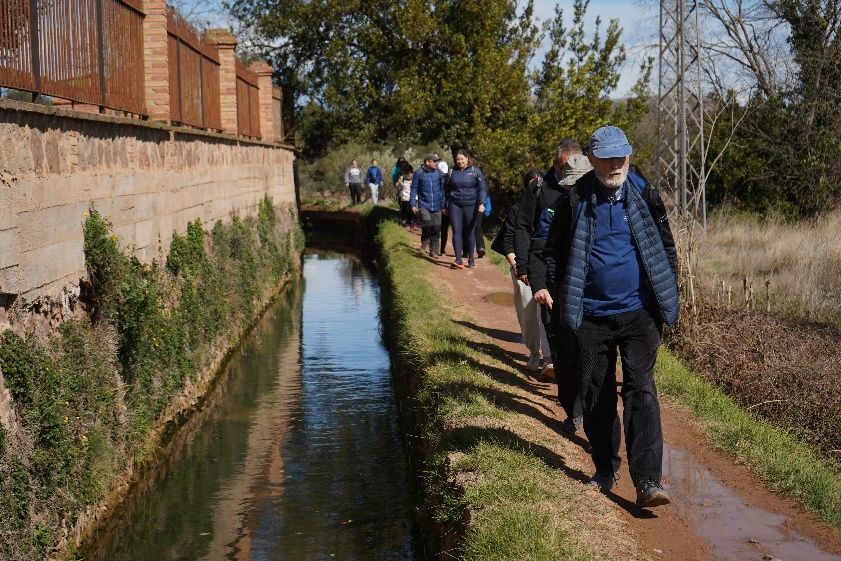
[391, 156, 408, 200]
[445, 149, 487, 269]
[397, 163, 415, 227]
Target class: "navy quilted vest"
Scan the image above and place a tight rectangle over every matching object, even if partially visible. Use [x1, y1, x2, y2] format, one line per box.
[559, 172, 679, 331]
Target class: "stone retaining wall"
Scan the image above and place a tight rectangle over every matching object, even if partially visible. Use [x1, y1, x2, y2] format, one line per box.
[0, 100, 296, 314]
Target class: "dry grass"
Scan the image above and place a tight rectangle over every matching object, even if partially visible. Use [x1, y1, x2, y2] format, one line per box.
[670, 306, 841, 460]
[694, 210, 841, 324]
[664, 209, 841, 524]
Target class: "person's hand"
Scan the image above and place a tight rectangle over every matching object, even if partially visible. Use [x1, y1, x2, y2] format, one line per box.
[478, 204, 485, 214]
[533, 289, 553, 309]
[442, 207, 448, 216]
[517, 273, 529, 285]
[412, 207, 418, 214]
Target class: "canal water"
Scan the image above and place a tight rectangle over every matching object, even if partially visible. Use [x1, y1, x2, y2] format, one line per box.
[81, 253, 420, 561]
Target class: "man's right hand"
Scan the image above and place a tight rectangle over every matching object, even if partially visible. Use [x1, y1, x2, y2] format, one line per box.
[533, 289, 553, 309]
[517, 274, 529, 285]
[412, 207, 418, 214]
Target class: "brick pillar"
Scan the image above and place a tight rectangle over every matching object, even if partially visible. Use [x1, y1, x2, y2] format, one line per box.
[206, 29, 238, 135]
[251, 61, 275, 143]
[143, 0, 170, 122]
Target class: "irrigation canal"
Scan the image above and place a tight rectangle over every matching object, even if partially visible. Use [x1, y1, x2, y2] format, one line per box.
[81, 252, 421, 560]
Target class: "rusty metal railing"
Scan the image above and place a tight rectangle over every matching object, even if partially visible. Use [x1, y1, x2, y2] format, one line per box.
[167, 8, 221, 130]
[0, 0, 145, 115]
[235, 58, 260, 139]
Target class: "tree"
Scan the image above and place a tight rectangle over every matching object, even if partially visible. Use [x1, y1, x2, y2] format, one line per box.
[698, 0, 841, 216]
[528, 0, 652, 169]
[229, 0, 539, 154]
[230, 0, 652, 211]
[699, 0, 787, 98]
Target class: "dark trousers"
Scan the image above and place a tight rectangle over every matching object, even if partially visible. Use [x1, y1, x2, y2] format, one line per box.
[440, 213, 450, 254]
[544, 312, 582, 421]
[448, 203, 477, 264]
[418, 208, 442, 253]
[474, 211, 485, 252]
[349, 183, 362, 204]
[576, 307, 663, 486]
[399, 200, 413, 224]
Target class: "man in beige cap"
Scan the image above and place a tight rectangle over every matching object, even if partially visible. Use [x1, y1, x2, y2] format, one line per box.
[512, 140, 591, 431]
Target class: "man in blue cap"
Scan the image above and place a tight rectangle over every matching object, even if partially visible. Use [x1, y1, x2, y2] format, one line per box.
[531, 125, 679, 507]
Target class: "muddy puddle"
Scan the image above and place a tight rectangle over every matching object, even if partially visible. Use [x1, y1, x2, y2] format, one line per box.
[664, 444, 838, 561]
[484, 291, 514, 306]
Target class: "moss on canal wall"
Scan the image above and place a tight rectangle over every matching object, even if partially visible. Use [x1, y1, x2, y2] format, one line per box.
[0, 197, 303, 561]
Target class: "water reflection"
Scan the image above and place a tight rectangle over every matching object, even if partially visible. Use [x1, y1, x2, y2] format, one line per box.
[81, 254, 418, 561]
[244, 254, 417, 560]
[664, 444, 837, 561]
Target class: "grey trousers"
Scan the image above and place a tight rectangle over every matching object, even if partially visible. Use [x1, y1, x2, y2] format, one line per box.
[418, 208, 442, 251]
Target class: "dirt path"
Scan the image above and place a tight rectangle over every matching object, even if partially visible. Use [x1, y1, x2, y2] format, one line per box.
[421, 231, 841, 561]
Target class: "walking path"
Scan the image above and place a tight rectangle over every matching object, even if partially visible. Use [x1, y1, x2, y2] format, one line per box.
[421, 231, 841, 561]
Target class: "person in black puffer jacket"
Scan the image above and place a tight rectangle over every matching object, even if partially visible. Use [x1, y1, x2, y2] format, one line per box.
[513, 139, 591, 430]
[491, 169, 551, 370]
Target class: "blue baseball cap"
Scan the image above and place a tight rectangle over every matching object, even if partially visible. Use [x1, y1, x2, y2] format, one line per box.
[588, 125, 633, 158]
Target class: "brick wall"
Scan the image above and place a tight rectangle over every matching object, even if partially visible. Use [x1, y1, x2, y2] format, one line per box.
[0, 100, 296, 315]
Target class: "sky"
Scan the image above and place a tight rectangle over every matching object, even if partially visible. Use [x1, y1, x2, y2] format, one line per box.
[530, 0, 660, 96]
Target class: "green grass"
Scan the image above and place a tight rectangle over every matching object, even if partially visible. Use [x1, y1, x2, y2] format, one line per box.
[377, 220, 614, 561]
[379, 213, 841, 555]
[656, 348, 841, 530]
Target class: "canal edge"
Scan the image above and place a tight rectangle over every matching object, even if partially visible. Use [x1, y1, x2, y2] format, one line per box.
[55, 221, 306, 561]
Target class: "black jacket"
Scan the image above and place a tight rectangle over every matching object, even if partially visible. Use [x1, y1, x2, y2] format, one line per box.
[491, 203, 519, 257]
[512, 168, 566, 276]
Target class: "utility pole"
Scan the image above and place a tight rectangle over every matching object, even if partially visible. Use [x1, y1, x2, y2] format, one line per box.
[656, 0, 706, 228]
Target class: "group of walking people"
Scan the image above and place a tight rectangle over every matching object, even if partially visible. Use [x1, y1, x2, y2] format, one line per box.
[348, 126, 678, 508]
[347, 151, 491, 268]
[385, 151, 489, 268]
[473, 125, 680, 508]
[345, 158, 385, 205]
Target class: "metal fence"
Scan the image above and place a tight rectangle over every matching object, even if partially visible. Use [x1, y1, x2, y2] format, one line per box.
[0, 0, 145, 114]
[235, 59, 260, 139]
[167, 9, 221, 130]
[1, 1, 292, 142]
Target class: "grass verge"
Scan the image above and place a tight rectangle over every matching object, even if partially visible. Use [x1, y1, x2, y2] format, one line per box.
[377, 219, 636, 561]
[656, 347, 841, 530]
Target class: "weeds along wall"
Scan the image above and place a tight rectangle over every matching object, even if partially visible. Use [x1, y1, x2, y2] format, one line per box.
[0, 197, 304, 560]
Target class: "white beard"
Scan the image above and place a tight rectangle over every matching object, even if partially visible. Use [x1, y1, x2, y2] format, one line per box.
[596, 168, 628, 189]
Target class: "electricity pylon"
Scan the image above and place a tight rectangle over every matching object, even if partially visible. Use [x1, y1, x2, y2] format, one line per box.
[656, 0, 706, 228]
